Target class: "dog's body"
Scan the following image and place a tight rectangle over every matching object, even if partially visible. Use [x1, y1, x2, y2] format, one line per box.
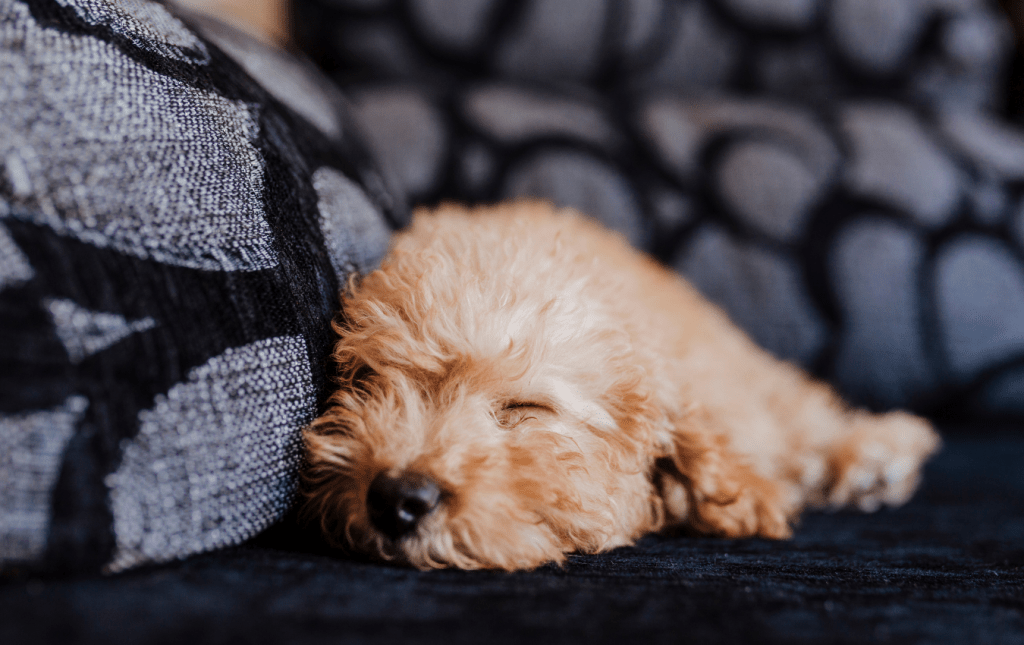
[303, 201, 939, 570]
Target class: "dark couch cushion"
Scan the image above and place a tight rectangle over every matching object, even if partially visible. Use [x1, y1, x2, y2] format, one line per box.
[2, 434, 1022, 645]
[0, 0, 401, 573]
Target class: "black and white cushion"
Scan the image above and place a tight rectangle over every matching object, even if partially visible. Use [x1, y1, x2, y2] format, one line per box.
[311, 78, 1024, 420]
[288, 0, 1024, 421]
[0, 0, 401, 573]
[292, 0, 1014, 112]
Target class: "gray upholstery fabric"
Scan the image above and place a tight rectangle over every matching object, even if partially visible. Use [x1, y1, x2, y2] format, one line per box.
[0, 0, 398, 573]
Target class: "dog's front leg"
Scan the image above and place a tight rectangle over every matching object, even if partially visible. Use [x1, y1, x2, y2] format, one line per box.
[654, 409, 796, 539]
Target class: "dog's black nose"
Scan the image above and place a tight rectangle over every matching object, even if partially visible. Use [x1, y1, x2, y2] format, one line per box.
[366, 471, 441, 540]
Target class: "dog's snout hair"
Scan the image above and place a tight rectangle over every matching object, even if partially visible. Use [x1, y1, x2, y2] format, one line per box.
[302, 201, 940, 571]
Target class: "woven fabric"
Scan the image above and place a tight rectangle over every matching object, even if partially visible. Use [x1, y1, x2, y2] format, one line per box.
[2, 435, 1023, 644]
[0, 0, 400, 573]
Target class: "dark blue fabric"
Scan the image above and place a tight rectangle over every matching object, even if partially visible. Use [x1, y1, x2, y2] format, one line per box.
[3, 434, 1022, 644]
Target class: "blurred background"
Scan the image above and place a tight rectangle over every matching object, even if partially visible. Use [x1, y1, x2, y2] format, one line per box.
[178, 0, 1024, 425]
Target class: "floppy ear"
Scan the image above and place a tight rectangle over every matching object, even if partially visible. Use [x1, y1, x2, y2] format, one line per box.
[653, 407, 794, 539]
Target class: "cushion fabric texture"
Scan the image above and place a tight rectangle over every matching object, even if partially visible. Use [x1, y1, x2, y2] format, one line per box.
[0, 0, 400, 574]
[291, 0, 1024, 421]
[2, 435, 1022, 645]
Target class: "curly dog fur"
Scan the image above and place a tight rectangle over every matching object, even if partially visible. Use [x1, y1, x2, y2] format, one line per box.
[303, 201, 940, 570]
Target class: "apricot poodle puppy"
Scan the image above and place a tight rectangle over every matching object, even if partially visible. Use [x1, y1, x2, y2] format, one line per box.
[303, 201, 940, 570]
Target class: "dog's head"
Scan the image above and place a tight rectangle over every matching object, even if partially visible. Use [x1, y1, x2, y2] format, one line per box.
[302, 208, 678, 570]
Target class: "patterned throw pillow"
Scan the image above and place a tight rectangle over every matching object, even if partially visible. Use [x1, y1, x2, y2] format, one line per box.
[292, 0, 1015, 112]
[320, 79, 1024, 420]
[0, 0, 401, 573]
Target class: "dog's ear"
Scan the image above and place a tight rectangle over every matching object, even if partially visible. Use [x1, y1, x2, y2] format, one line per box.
[327, 310, 380, 392]
[653, 408, 794, 539]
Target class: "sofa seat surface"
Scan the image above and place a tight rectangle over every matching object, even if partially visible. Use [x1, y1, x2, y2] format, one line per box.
[2, 435, 1023, 645]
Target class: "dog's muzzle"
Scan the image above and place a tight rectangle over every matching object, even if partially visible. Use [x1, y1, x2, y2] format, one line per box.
[366, 471, 442, 540]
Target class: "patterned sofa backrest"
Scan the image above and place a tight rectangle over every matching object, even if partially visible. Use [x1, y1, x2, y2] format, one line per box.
[289, 0, 1024, 423]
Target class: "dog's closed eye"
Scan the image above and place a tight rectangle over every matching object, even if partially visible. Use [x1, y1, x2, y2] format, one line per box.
[495, 401, 554, 429]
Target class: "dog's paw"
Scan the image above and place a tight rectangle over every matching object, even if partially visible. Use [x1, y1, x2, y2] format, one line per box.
[825, 411, 940, 512]
[690, 470, 795, 540]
